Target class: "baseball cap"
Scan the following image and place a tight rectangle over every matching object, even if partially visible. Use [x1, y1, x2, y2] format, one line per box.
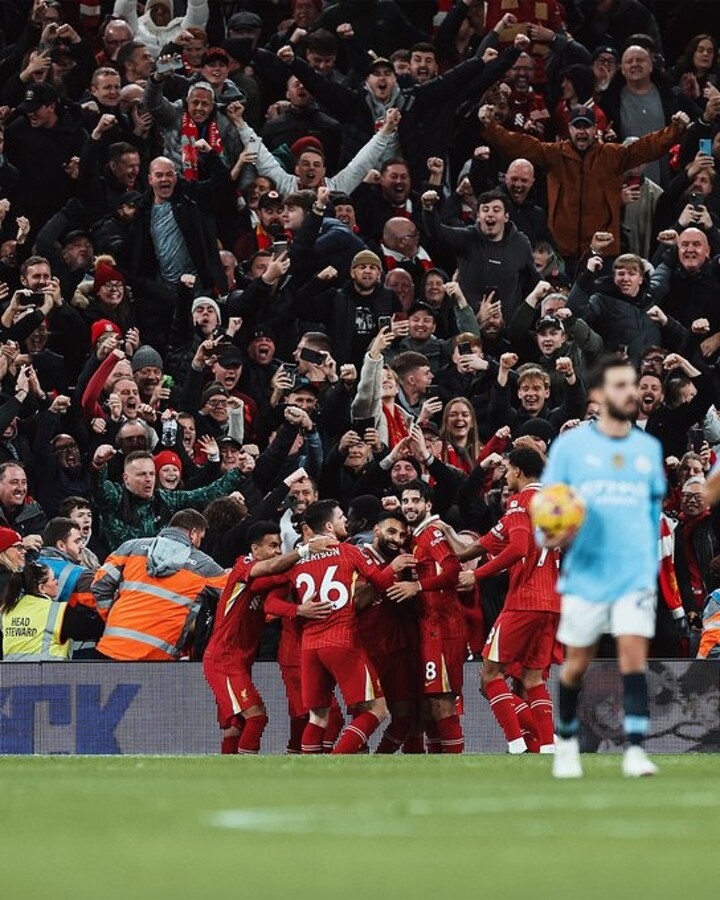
[569, 105, 596, 127]
[18, 83, 58, 113]
[227, 11, 262, 31]
[407, 301, 436, 318]
[249, 325, 276, 342]
[59, 228, 92, 248]
[369, 57, 394, 73]
[593, 45, 619, 62]
[258, 190, 283, 210]
[535, 314, 565, 333]
[215, 346, 244, 367]
[219, 435, 242, 450]
[114, 190, 143, 209]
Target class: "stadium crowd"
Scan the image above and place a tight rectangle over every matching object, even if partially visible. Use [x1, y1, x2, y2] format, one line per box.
[0, 0, 719, 752]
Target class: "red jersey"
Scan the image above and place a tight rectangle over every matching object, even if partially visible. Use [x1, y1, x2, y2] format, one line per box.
[203, 556, 293, 667]
[356, 544, 416, 657]
[477, 484, 560, 613]
[285, 544, 394, 650]
[411, 516, 466, 641]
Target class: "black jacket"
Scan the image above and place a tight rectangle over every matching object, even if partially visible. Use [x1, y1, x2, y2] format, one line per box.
[261, 103, 342, 174]
[120, 151, 232, 296]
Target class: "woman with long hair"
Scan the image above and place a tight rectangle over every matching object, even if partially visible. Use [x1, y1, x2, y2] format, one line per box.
[0, 527, 27, 607]
[71, 257, 137, 336]
[671, 34, 720, 99]
[440, 397, 482, 474]
[0, 562, 103, 661]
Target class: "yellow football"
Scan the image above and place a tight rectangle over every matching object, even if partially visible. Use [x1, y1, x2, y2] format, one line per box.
[530, 483, 586, 539]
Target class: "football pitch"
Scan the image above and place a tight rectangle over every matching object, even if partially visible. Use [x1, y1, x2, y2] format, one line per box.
[2, 754, 717, 900]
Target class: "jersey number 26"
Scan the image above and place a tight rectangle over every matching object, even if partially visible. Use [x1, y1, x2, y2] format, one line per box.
[296, 565, 349, 610]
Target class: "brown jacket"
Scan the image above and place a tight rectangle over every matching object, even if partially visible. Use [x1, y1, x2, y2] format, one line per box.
[482, 120, 683, 258]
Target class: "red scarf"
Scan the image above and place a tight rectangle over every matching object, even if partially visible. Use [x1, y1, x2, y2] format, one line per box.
[382, 403, 408, 448]
[180, 113, 223, 181]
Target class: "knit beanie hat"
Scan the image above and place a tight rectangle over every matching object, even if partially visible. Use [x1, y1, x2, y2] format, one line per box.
[153, 450, 182, 475]
[192, 296, 222, 321]
[0, 527, 22, 554]
[132, 345, 163, 372]
[351, 249, 382, 269]
[91, 319, 122, 346]
[94, 261, 125, 293]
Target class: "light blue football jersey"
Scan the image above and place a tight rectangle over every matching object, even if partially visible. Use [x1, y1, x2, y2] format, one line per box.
[542, 422, 666, 603]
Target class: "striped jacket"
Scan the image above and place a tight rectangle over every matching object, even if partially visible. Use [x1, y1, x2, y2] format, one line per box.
[92, 527, 227, 661]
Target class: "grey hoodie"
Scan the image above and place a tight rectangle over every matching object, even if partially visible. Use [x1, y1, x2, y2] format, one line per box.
[146, 526, 193, 577]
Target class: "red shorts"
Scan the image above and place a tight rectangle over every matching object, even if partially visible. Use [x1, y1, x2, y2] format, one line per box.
[203, 662, 262, 729]
[371, 648, 417, 707]
[420, 636, 466, 696]
[279, 663, 306, 718]
[302, 646, 383, 711]
[483, 609, 560, 672]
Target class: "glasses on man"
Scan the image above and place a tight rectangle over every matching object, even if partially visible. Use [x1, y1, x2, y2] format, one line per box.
[206, 399, 229, 408]
[681, 492, 705, 502]
[53, 441, 78, 453]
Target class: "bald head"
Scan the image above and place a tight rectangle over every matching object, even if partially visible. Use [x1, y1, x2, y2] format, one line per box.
[383, 216, 419, 254]
[505, 158, 535, 205]
[621, 45, 653, 89]
[677, 227, 710, 272]
[148, 157, 177, 201]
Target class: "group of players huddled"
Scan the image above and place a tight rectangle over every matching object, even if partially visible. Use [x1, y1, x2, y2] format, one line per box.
[203, 355, 666, 777]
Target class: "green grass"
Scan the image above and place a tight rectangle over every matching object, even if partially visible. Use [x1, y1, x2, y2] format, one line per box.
[2, 755, 718, 900]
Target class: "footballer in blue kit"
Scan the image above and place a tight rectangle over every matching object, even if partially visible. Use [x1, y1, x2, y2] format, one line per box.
[541, 356, 666, 779]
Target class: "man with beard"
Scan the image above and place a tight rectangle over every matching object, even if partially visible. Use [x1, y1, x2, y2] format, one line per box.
[233, 191, 285, 264]
[33, 403, 91, 518]
[354, 158, 424, 246]
[543, 356, 666, 778]
[292, 250, 399, 366]
[387, 481, 466, 753]
[422, 189, 538, 316]
[476, 101, 689, 262]
[357, 510, 422, 753]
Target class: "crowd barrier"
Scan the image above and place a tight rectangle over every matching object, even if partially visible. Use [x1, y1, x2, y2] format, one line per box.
[0, 660, 717, 754]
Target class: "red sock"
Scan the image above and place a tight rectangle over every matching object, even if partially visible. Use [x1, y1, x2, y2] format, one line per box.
[402, 732, 425, 753]
[527, 683, 555, 748]
[237, 714, 268, 754]
[513, 694, 540, 753]
[287, 715, 308, 754]
[425, 719, 442, 754]
[484, 678, 523, 743]
[221, 735, 239, 754]
[301, 721, 325, 754]
[436, 714, 464, 753]
[331, 711, 381, 754]
[375, 717, 412, 753]
[323, 702, 345, 752]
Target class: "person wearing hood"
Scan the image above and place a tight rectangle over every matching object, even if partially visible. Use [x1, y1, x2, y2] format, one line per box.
[112, 0, 209, 59]
[91, 507, 227, 661]
[422, 188, 539, 317]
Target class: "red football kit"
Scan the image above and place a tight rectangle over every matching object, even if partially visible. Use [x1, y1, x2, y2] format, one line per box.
[283, 543, 394, 711]
[356, 544, 419, 707]
[203, 556, 294, 729]
[476, 484, 561, 672]
[411, 515, 466, 696]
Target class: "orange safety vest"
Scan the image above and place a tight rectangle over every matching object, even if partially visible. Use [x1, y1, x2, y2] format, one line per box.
[698, 591, 720, 660]
[93, 530, 227, 661]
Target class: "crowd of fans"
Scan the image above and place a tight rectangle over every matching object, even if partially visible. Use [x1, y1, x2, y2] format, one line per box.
[0, 0, 719, 663]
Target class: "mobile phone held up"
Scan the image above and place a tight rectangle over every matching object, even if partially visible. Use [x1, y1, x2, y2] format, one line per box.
[299, 347, 326, 366]
[17, 290, 43, 307]
[156, 54, 184, 75]
[699, 137, 713, 157]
